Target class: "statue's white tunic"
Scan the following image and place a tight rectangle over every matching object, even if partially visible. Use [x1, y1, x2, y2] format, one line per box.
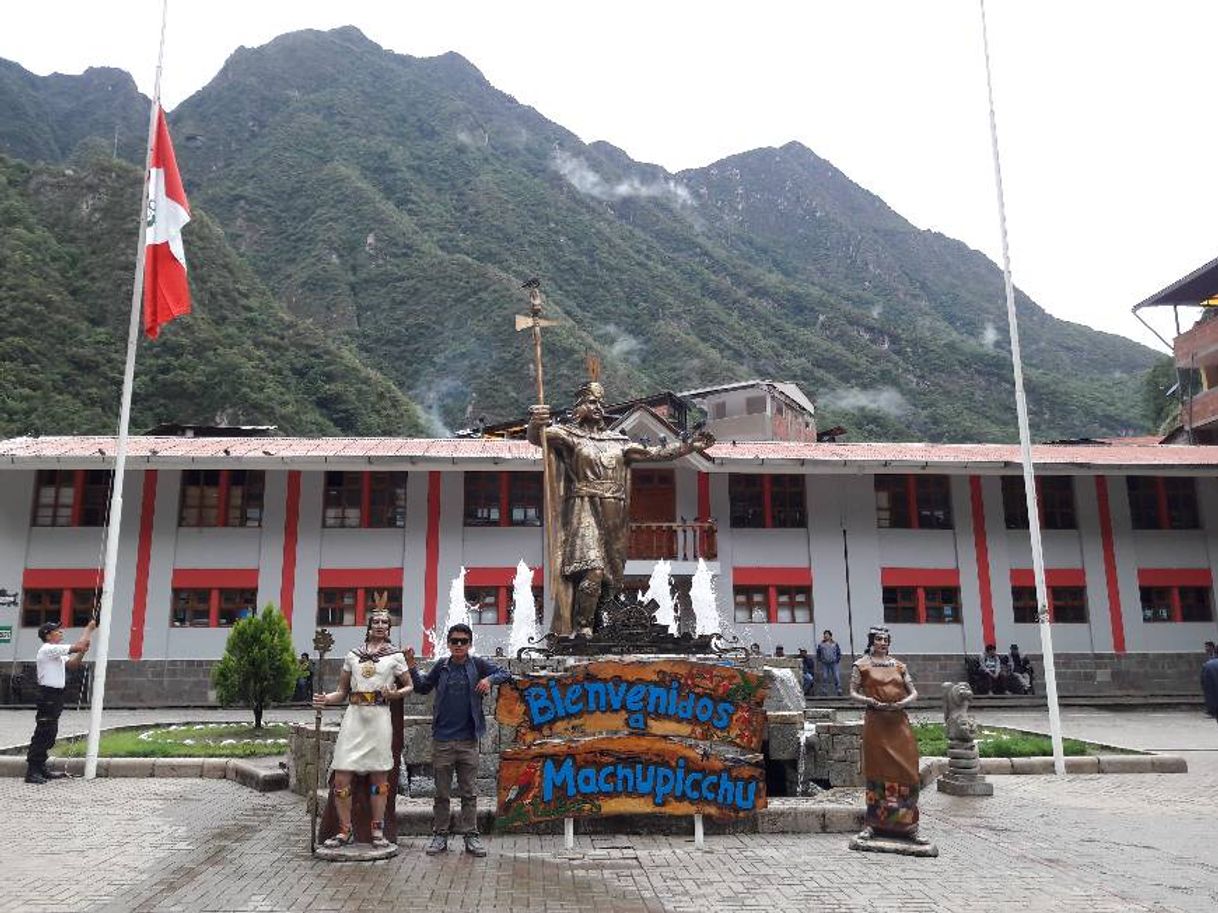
[330, 651, 408, 772]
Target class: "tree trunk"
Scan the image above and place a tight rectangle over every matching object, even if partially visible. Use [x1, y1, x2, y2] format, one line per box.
[253, 703, 263, 728]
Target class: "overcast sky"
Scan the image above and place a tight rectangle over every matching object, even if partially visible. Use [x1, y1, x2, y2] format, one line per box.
[4, 0, 1216, 352]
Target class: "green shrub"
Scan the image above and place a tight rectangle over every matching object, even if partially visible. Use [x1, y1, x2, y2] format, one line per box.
[211, 604, 297, 728]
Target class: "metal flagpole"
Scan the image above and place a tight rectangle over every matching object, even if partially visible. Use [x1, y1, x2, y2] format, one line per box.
[977, 0, 1065, 774]
[84, 0, 170, 780]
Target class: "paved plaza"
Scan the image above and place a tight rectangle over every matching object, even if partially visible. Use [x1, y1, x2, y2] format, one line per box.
[1, 708, 1216, 913]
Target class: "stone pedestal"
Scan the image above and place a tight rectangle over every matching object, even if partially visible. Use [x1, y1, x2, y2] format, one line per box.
[849, 831, 939, 857]
[314, 841, 400, 862]
[937, 737, 993, 796]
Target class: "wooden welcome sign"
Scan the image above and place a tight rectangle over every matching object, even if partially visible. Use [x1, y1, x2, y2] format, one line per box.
[495, 659, 768, 751]
[497, 734, 766, 828]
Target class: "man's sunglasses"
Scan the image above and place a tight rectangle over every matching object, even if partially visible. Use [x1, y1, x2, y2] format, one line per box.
[448, 637, 470, 646]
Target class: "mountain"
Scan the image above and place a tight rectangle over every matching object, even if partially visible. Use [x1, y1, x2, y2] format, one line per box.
[0, 28, 1158, 441]
[0, 151, 426, 437]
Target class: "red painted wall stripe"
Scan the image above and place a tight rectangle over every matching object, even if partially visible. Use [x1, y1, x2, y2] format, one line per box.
[129, 470, 158, 661]
[23, 568, 104, 589]
[1094, 477, 1127, 653]
[422, 471, 442, 656]
[968, 477, 996, 646]
[880, 567, 961, 587]
[1136, 567, 1214, 588]
[171, 568, 260, 589]
[733, 566, 813, 586]
[697, 472, 711, 521]
[465, 566, 543, 587]
[317, 567, 404, 588]
[1009, 568, 1087, 588]
[279, 471, 301, 627]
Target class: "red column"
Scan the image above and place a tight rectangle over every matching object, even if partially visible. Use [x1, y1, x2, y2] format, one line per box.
[128, 470, 158, 660]
[969, 477, 996, 646]
[1094, 477, 1127, 653]
[279, 471, 301, 627]
[423, 472, 442, 656]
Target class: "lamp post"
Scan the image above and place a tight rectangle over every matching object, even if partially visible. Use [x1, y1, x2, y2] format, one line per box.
[310, 628, 335, 853]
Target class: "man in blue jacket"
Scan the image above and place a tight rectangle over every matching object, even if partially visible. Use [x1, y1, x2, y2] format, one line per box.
[405, 624, 510, 857]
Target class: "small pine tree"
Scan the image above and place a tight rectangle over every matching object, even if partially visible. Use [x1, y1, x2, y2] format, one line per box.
[212, 604, 298, 728]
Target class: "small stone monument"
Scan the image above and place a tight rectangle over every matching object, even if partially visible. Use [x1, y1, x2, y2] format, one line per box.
[936, 682, 993, 796]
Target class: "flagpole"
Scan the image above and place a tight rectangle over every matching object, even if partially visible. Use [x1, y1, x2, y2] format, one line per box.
[84, 0, 170, 780]
[977, 0, 1065, 775]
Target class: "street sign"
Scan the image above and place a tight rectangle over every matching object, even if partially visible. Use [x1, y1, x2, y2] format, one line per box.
[0, 626, 12, 644]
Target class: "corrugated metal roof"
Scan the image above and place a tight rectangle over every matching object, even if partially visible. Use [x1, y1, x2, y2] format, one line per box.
[2, 434, 1217, 472]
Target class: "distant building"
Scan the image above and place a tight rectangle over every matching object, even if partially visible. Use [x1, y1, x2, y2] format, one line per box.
[1, 378, 1215, 704]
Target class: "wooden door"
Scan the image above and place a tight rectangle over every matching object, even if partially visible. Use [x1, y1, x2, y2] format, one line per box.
[629, 469, 676, 559]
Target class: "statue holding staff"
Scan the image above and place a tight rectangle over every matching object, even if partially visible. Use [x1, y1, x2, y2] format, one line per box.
[312, 597, 410, 854]
[527, 380, 714, 638]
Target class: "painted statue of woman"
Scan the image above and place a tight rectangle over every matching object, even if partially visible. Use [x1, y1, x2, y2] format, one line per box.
[313, 604, 411, 850]
[849, 625, 933, 850]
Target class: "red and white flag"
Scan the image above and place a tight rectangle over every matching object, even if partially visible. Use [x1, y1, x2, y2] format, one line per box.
[143, 105, 191, 339]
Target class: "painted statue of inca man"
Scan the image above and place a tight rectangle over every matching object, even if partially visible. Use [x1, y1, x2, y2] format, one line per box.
[312, 596, 410, 851]
[527, 380, 714, 638]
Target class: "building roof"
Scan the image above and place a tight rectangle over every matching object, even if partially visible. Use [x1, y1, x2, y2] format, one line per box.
[1133, 254, 1218, 310]
[3, 434, 1218, 474]
[680, 379, 816, 416]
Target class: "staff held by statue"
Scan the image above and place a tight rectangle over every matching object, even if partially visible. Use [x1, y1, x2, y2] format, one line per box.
[515, 279, 560, 616]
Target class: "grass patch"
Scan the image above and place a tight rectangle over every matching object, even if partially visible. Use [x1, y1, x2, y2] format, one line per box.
[912, 722, 1133, 758]
[56, 723, 290, 758]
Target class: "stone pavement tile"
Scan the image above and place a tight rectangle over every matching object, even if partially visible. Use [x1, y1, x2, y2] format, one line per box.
[0, 762, 1216, 913]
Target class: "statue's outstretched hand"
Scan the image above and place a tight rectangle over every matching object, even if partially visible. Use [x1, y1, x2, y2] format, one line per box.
[529, 404, 552, 425]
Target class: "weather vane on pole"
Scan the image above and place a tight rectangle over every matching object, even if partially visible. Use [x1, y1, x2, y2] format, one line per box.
[515, 278, 560, 613]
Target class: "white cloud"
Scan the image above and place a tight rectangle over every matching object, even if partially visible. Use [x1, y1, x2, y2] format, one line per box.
[551, 149, 692, 207]
[820, 386, 910, 417]
[980, 321, 1000, 349]
[602, 323, 642, 361]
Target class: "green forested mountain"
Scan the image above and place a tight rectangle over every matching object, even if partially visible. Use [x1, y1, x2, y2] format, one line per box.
[0, 152, 426, 436]
[0, 28, 1158, 440]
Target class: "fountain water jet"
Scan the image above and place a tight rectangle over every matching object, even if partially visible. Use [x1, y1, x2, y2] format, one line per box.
[642, 559, 676, 634]
[507, 560, 539, 657]
[431, 567, 472, 659]
[690, 558, 722, 636]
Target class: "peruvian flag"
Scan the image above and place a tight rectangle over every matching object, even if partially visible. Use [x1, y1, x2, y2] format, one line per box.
[143, 106, 191, 338]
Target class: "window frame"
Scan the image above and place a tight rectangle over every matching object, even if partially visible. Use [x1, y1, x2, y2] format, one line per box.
[728, 474, 807, 530]
[1127, 476, 1201, 530]
[170, 587, 258, 628]
[323, 471, 407, 529]
[731, 569, 814, 623]
[31, 469, 112, 528]
[315, 586, 403, 628]
[180, 469, 265, 528]
[464, 471, 543, 528]
[875, 474, 954, 530]
[1002, 475, 1077, 530]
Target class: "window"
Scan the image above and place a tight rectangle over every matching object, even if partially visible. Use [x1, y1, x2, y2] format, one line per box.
[875, 475, 953, 529]
[323, 472, 407, 529]
[711, 401, 727, 420]
[316, 587, 402, 627]
[1127, 476, 1200, 530]
[1013, 585, 1088, 623]
[733, 587, 770, 624]
[1140, 585, 1214, 623]
[180, 470, 265, 527]
[733, 584, 812, 623]
[467, 587, 500, 625]
[1011, 587, 1039, 624]
[882, 586, 962, 624]
[882, 587, 918, 624]
[774, 587, 813, 623]
[728, 474, 806, 529]
[171, 588, 257, 627]
[463, 585, 545, 626]
[22, 590, 63, 628]
[32, 470, 112, 527]
[745, 395, 767, 415]
[21, 588, 100, 628]
[1002, 476, 1077, 530]
[464, 472, 543, 528]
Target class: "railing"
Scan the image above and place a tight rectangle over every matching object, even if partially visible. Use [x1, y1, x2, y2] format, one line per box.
[628, 520, 718, 561]
[1183, 386, 1218, 431]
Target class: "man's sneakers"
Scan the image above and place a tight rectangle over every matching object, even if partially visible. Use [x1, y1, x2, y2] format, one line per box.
[23, 769, 47, 784]
[40, 767, 66, 780]
[463, 833, 488, 857]
[425, 833, 448, 855]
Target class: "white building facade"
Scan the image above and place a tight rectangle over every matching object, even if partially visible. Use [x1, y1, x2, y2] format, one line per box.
[2, 432, 1216, 703]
